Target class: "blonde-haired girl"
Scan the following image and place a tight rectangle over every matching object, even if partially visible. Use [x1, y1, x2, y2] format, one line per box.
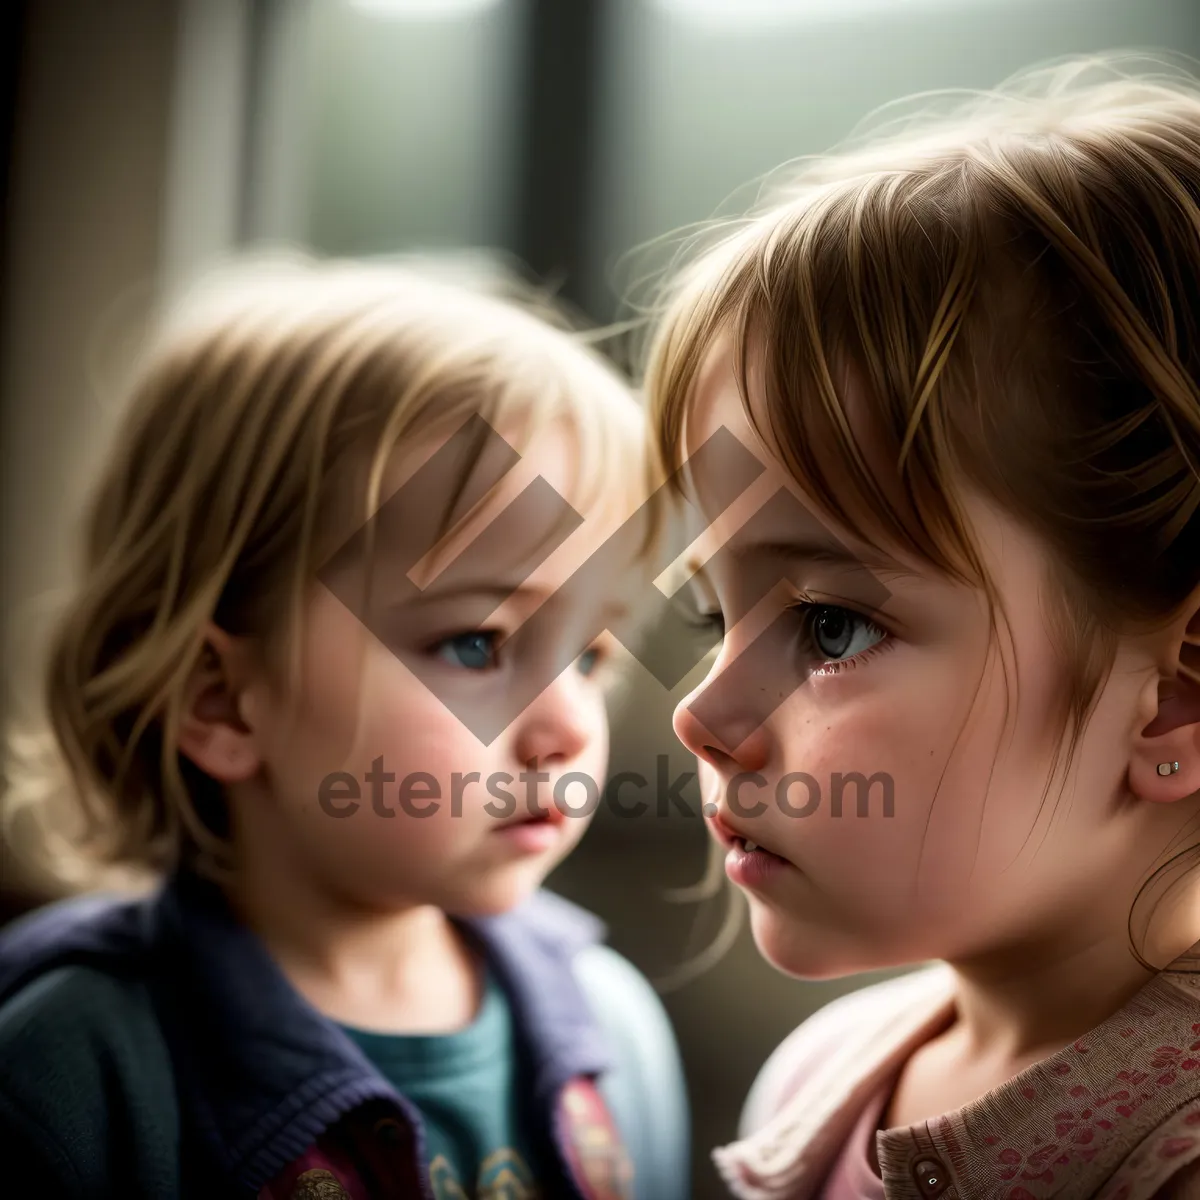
[0, 256, 687, 1200]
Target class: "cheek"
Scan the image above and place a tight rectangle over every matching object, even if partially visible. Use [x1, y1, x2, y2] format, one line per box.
[945, 656, 1074, 865]
[759, 678, 949, 865]
[576, 698, 611, 773]
[755, 646, 1030, 902]
[255, 603, 380, 779]
[255, 608, 613, 878]
[260, 634, 485, 825]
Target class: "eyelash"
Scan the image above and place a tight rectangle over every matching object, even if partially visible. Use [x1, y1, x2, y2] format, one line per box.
[794, 598, 892, 675]
[690, 600, 892, 675]
[429, 629, 504, 672]
[428, 630, 609, 676]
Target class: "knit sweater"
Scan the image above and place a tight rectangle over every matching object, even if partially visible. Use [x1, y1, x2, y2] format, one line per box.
[716, 948, 1200, 1200]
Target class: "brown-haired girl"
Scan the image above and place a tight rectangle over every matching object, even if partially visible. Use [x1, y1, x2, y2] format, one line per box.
[648, 55, 1200, 1199]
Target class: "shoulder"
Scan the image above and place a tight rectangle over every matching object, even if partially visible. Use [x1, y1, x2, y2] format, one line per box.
[0, 891, 165, 1098]
[0, 960, 160, 1051]
[0, 890, 153, 999]
[573, 943, 669, 1025]
[572, 944, 690, 1200]
[515, 895, 683, 1088]
[0, 964, 176, 1190]
[739, 964, 954, 1137]
[572, 943, 683, 1095]
[0, 960, 169, 1101]
[505, 887, 608, 952]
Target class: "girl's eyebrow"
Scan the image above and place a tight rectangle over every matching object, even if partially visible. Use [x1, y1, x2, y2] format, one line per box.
[711, 537, 924, 584]
[752, 537, 915, 575]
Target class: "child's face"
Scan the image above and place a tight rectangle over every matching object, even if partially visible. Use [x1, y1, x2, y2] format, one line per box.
[674, 350, 1179, 978]
[230, 420, 641, 917]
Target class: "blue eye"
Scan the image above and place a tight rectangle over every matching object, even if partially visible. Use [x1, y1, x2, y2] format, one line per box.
[435, 631, 500, 671]
[578, 647, 601, 676]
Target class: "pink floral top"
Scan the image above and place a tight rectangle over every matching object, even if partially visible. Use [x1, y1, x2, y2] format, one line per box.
[716, 948, 1200, 1200]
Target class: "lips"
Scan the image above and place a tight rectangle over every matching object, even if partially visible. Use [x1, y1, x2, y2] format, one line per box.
[496, 796, 571, 835]
[498, 799, 568, 832]
[707, 810, 786, 862]
[494, 802, 568, 855]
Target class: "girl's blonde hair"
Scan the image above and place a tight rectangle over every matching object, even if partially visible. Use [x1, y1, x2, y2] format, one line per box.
[645, 53, 1200, 979]
[5, 254, 654, 893]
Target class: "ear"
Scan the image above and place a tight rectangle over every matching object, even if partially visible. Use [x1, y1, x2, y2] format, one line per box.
[1130, 605, 1200, 804]
[177, 624, 263, 784]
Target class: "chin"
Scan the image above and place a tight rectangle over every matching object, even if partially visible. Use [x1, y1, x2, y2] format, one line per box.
[444, 864, 550, 919]
[748, 903, 875, 981]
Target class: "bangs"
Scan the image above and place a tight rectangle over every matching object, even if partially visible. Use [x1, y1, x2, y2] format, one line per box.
[488, 333, 655, 540]
[357, 323, 659, 574]
[646, 169, 994, 594]
[647, 57, 1200, 617]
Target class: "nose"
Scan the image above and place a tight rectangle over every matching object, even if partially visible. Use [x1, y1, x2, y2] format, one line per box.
[512, 670, 596, 769]
[673, 676, 770, 775]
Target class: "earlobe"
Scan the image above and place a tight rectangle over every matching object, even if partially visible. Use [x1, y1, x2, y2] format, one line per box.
[1130, 669, 1200, 804]
[177, 626, 262, 785]
[1130, 747, 1199, 804]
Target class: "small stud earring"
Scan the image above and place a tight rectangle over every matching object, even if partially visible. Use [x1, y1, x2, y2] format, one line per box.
[1157, 761, 1181, 777]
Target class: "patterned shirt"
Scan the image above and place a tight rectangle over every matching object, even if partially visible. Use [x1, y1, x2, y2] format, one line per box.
[717, 946, 1200, 1199]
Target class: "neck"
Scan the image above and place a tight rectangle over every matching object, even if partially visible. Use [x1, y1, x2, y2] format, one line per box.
[945, 849, 1200, 1065]
[946, 865, 1200, 1066]
[946, 930, 1155, 1068]
[225, 831, 481, 1035]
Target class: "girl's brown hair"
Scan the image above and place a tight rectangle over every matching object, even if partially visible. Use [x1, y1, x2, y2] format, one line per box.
[4, 254, 653, 893]
[645, 54, 1200, 973]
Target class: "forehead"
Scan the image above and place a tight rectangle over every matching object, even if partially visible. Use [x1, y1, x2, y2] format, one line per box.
[396, 417, 651, 603]
[683, 341, 763, 468]
[680, 343, 807, 538]
[684, 337, 901, 496]
[676, 343, 925, 583]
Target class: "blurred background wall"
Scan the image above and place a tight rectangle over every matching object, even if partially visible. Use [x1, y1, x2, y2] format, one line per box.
[2, 2, 1200, 1195]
